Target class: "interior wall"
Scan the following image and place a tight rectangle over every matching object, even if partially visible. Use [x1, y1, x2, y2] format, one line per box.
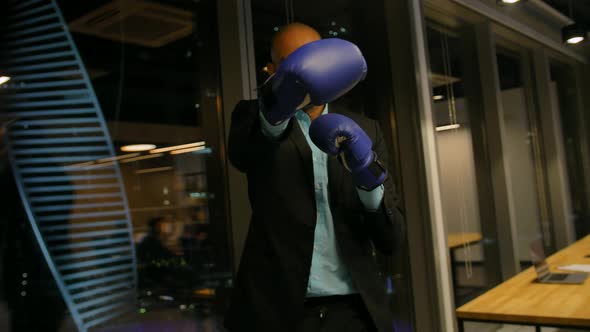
[434, 99, 484, 262]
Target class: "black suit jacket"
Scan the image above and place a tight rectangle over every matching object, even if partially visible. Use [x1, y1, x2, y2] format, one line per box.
[225, 100, 405, 332]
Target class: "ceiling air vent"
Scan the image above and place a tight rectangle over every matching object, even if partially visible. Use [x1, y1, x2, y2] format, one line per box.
[69, 0, 194, 48]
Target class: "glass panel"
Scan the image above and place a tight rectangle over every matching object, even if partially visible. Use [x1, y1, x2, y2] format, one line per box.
[550, 61, 590, 240]
[0, 0, 231, 331]
[249, 0, 414, 329]
[496, 51, 554, 266]
[426, 26, 502, 307]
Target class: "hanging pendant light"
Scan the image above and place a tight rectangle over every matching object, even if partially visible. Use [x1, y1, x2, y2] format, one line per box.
[563, 24, 586, 44]
[562, 0, 586, 45]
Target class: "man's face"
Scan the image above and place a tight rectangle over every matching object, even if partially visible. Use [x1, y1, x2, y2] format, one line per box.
[269, 25, 321, 74]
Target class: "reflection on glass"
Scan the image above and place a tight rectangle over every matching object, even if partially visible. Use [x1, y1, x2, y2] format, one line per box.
[496, 52, 553, 266]
[427, 26, 502, 306]
[0, 0, 231, 331]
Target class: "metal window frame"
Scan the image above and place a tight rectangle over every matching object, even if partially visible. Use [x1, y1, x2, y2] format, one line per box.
[572, 64, 590, 238]
[408, 1, 456, 330]
[531, 49, 576, 249]
[385, 0, 455, 331]
[217, 0, 257, 271]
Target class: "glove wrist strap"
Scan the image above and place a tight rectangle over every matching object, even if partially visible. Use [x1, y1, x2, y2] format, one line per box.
[353, 152, 388, 191]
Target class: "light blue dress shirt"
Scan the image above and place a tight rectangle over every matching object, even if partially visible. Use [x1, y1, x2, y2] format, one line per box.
[259, 105, 384, 296]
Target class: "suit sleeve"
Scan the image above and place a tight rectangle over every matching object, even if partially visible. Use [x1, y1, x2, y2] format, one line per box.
[362, 119, 406, 255]
[228, 100, 288, 173]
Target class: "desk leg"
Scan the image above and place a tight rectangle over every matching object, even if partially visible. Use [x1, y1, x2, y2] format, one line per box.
[458, 318, 464, 332]
[535, 326, 541, 332]
[450, 249, 458, 303]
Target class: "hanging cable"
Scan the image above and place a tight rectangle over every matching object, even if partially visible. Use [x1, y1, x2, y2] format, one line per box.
[440, 34, 452, 125]
[113, 1, 126, 139]
[284, 0, 289, 24]
[284, 0, 294, 24]
[441, 32, 473, 279]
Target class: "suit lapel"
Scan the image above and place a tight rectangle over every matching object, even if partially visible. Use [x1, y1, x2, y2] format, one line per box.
[288, 119, 315, 193]
[326, 106, 344, 209]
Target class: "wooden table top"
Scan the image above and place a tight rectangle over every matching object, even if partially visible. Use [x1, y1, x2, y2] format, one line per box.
[457, 235, 590, 327]
[448, 232, 483, 249]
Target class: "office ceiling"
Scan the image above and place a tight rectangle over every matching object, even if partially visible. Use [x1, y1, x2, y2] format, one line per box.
[54, 0, 214, 129]
[542, 0, 590, 24]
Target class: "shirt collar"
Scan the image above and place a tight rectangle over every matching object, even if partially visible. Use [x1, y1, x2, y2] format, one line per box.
[295, 104, 329, 122]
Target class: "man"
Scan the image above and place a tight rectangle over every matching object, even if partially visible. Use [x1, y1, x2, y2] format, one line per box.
[225, 23, 405, 332]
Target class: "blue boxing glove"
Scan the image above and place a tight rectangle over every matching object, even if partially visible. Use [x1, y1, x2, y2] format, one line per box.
[310, 114, 387, 191]
[259, 38, 367, 125]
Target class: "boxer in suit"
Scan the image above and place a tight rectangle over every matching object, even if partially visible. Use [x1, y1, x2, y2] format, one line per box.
[225, 23, 405, 332]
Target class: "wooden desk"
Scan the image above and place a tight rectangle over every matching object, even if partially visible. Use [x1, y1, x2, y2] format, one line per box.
[448, 232, 483, 299]
[457, 235, 590, 331]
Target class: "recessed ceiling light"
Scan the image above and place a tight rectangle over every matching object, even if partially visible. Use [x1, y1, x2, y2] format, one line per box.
[120, 153, 164, 163]
[436, 124, 461, 132]
[136, 166, 173, 174]
[97, 153, 140, 163]
[498, 0, 520, 4]
[0, 76, 11, 86]
[150, 141, 205, 154]
[433, 95, 444, 101]
[121, 144, 156, 152]
[170, 146, 206, 155]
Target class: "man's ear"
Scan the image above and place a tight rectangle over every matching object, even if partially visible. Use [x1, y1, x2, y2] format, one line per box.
[265, 62, 276, 75]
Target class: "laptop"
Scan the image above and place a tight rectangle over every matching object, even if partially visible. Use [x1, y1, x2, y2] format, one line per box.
[529, 238, 588, 284]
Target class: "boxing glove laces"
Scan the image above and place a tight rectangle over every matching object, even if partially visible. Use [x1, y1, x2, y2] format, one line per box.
[310, 113, 387, 191]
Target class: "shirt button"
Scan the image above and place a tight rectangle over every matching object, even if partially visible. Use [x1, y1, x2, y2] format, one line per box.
[316, 183, 321, 190]
[314, 246, 318, 251]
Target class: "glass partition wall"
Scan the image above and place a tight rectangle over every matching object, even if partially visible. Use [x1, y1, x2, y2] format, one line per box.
[0, 1, 232, 331]
[550, 61, 590, 240]
[495, 49, 555, 265]
[425, 19, 571, 331]
[426, 25, 503, 307]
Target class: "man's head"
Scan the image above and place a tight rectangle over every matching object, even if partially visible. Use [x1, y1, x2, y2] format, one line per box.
[267, 22, 321, 75]
[148, 216, 173, 241]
